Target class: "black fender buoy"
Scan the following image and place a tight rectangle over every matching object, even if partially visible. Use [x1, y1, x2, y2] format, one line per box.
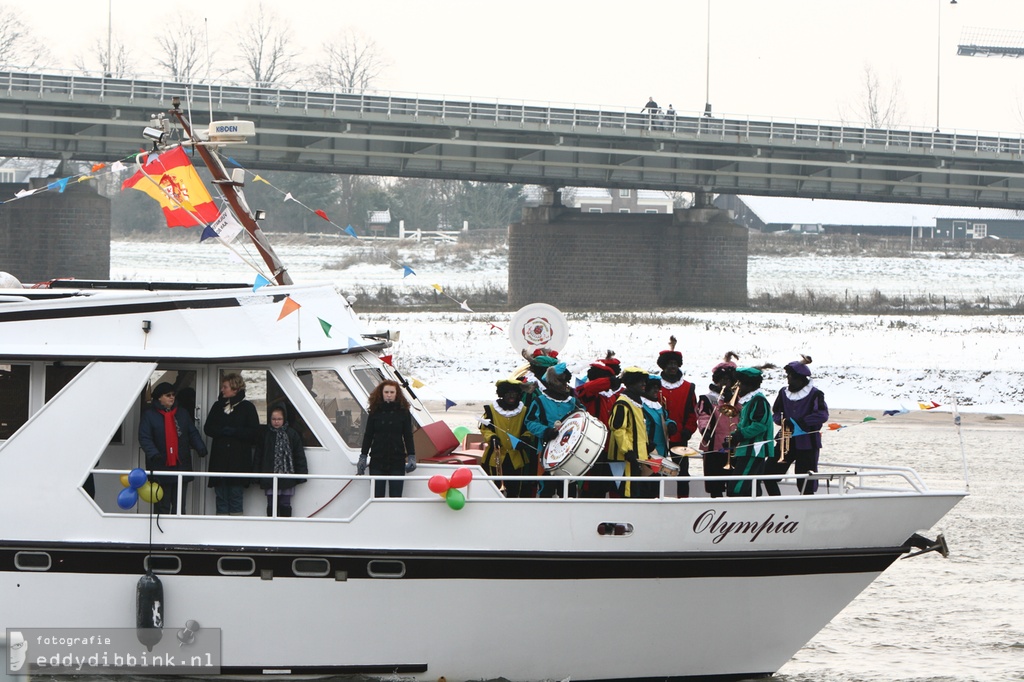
[136, 571, 164, 651]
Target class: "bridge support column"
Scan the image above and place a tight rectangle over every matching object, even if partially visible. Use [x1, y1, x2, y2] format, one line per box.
[508, 206, 747, 310]
[0, 181, 110, 283]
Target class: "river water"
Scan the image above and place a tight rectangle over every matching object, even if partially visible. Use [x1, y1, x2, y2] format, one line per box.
[767, 412, 1022, 682]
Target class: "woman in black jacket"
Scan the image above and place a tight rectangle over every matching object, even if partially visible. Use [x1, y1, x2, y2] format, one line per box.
[358, 380, 416, 498]
[255, 403, 308, 517]
[203, 373, 260, 515]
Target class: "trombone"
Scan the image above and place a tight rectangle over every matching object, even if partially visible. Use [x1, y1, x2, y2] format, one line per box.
[718, 381, 742, 417]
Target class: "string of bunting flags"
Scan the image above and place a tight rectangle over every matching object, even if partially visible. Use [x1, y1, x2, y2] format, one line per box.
[1, 143, 505, 345]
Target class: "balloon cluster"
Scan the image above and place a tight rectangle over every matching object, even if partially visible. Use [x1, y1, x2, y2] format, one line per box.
[116, 468, 164, 509]
[427, 467, 473, 510]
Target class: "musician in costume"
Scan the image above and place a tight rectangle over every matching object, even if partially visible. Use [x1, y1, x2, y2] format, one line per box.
[766, 356, 829, 495]
[524, 361, 583, 497]
[642, 374, 675, 460]
[608, 367, 655, 498]
[480, 379, 537, 498]
[696, 352, 739, 498]
[576, 352, 622, 424]
[575, 353, 621, 498]
[727, 366, 775, 498]
[657, 336, 698, 497]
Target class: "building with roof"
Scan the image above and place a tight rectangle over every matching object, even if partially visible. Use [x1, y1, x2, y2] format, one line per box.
[716, 195, 1024, 240]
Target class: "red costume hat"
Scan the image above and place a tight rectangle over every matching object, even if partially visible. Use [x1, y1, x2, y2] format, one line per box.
[656, 336, 683, 369]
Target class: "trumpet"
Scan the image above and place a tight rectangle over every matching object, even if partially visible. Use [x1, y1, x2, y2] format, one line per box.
[778, 416, 792, 462]
[722, 435, 734, 471]
[718, 382, 741, 417]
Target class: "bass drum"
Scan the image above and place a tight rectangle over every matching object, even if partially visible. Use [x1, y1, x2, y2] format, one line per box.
[542, 410, 608, 477]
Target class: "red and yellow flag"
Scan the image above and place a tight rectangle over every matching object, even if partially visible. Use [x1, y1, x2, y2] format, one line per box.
[121, 147, 219, 228]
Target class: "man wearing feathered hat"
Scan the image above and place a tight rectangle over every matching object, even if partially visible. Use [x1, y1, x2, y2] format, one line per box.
[524, 360, 583, 497]
[657, 336, 698, 497]
[696, 351, 739, 498]
[765, 355, 829, 495]
[480, 379, 537, 498]
[727, 364, 775, 498]
[608, 367, 656, 498]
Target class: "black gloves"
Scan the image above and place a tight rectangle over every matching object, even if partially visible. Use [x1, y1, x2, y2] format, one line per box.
[542, 427, 559, 442]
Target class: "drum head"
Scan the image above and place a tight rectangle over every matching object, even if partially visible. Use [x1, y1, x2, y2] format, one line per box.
[543, 411, 588, 470]
[509, 303, 569, 358]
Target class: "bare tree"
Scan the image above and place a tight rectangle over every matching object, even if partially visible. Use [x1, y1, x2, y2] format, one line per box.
[314, 28, 390, 93]
[153, 18, 206, 82]
[0, 6, 50, 69]
[839, 64, 904, 128]
[74, 37, 135, 78]
[234, 2, 300, 88]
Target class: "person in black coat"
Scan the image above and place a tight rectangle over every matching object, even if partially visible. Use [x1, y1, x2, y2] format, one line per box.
[358, 380, 416, 498]
[203, 373, 260, 515]
[255, 403, 308, 517]
[139, 382, 208, 515]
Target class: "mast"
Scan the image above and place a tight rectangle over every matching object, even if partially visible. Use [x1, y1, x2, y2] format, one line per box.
[167, 97, 293, 286]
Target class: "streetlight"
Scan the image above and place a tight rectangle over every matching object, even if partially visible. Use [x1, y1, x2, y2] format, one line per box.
[937, 0, 958, 131]
[704, 0, 712, 116]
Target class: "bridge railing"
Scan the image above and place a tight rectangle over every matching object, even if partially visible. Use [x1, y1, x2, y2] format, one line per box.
[3, 70, 1023, 158]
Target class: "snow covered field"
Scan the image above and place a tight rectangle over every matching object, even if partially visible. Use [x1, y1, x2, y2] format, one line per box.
[112, 238, 1024, 414]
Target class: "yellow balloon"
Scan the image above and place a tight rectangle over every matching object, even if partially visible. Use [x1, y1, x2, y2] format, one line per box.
[139, 482, 164, 504]
[120, 474, 130, 488]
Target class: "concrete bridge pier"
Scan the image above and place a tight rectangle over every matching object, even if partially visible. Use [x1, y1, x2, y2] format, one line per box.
[508, 202, 747, 311]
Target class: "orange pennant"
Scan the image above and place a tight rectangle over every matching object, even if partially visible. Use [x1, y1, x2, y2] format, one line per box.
[277, 296, 301, 320]
[91, 162, 106, 172]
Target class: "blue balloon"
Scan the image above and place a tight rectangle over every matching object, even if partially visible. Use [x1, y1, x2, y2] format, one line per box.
[127, 467, 147, 489]
[117, 487, 139, 510]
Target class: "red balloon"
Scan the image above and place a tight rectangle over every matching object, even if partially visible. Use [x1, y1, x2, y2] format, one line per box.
[427, 474, 451, 495]
[449, 467, 473, 489]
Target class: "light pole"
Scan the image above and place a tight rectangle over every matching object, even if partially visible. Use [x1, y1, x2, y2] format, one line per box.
[704, 0, 712, 116]
[105, 0, 112, 78]
[937, 0, 958, 131]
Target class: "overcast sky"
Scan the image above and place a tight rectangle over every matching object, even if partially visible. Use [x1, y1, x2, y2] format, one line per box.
[26, 0, 1024, 134]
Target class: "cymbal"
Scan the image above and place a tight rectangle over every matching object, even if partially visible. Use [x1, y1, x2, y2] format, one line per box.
[670, 446, 700, 457]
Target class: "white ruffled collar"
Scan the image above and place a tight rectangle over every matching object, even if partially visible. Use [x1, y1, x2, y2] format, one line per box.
[739, 389, 765, 405]
[660, 375, 686, 390]
[784, 380, 815, 401]
[642, 397, 663, 410]
[491, 400, 524, 418]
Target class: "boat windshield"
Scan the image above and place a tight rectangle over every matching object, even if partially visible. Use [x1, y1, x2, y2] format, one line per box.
[297, 369, 367, 448]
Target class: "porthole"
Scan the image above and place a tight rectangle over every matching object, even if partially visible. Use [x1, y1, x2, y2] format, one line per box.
[597, 523, 634, 537]
[292, 558, 330, 577]
[367, 560, 406, 578]
[143, 554, 181, 574]
[14, 552, 51, 571]
[217, 556, 256, 576]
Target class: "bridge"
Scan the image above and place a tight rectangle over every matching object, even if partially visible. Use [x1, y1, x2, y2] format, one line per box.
[1, 70, 1024, 209]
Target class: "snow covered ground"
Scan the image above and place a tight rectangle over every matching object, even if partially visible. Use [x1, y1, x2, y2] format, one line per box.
[112, 238, 1024, 414]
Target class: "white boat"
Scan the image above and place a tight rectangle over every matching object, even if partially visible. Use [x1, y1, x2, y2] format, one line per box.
[0, 105, 965, 681]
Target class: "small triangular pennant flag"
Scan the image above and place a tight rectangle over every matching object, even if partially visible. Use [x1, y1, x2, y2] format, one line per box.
[253, 274, 271, 291]
[459, 299, 473, 313]
[91, 162, 106, 172]
[318, 318, 332, 337]
[200, 226, 218, 242]
[278, 297, 301, 320]
[347, 337, 360, 349]
[283, 192, 294, 202]
[344, 224, 358, 238]
[380, 355, 393, 366]
[508, 434, 521, 449]
[790, 421, 807, 437]
[110, 160, 126, 172]
[253, 174, 269, 184]
[444, 398, 457, 411]
[412, 379, 425, 389]
[402, 265, 415, 277]
[314, 209, 329, 221]
[431, 283, 443, 293]
[226, 157, 242, 167]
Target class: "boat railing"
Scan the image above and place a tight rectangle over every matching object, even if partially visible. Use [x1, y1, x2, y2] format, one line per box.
[90, 462, 931, 516]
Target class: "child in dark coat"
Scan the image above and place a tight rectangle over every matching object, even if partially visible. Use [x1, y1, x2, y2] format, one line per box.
[255, 404, 308, 517]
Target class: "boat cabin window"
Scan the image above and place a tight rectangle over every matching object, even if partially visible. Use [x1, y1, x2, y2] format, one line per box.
[0, 363, 30, 440]
[296, 369, 366, 448]
[351, 367, 386, 395]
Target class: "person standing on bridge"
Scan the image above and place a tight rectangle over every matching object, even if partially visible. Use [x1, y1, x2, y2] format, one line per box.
[642, 96, 660, 127]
